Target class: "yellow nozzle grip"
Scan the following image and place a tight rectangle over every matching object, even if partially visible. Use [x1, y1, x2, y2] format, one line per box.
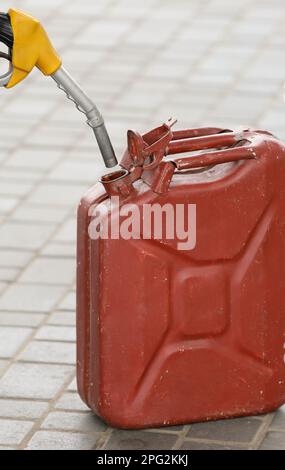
[6, 8, 62, 88]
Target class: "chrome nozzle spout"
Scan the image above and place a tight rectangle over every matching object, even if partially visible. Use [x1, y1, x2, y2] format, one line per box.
[52, 66, 118, 168]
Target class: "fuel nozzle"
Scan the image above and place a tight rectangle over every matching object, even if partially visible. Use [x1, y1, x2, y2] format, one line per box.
[51, 67, 118, 168]
[0, 8, 118, 168]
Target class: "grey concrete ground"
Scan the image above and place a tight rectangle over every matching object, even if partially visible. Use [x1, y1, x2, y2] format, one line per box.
[0, 0, 285, 450]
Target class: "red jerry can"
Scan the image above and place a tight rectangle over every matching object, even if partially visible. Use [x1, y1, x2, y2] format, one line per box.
[77, 123, 285, 429]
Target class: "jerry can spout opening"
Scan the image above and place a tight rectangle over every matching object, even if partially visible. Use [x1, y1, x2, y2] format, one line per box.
[100, 168, 134, 197]
[101, 169, 129, 184]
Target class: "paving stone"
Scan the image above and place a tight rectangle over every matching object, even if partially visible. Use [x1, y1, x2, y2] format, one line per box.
[180, 440, 246, 450]
[76, 19, 132, 48]
[67, 378, 78, 392]
[55, 393, 88, 412]
[26, 430, 99, 450]
[0, 181, 35, 198]
[187, 417, 262, 444]
[20, 339, 75, 364]
[0, 327, 32, 359]
[12, 205, 69, 224]
[0, 282, 7, 294]
[105, 430, 177, 450]
[270, 405, 285, 430]
[0, 222, 55, 250]
[0, 267, 19, 282]
[24, 125, 83, 148]
[5, 97, 56, 119]
[6, 148, 63, 171]
[0, 399, 48, 419]
[0, 312, 45, 327]
[41, 242, 76, 258]
[0, 167, 40, 183]
[0, 250, 33, 268]
[35, 325, 75, 342]
[42, 411, 107, 432]
[48, 161, 102, 184]
[0, 149, 8, 163]
[58, 291, 76, 311]
[48, 311, 75, 326]
[259, 431, 285, 450]
[19, 258, 75, 285]
[0, 363, 74, 399]
[0, 284, 66, 312]
[0, 419, 34, 446]
[53, 219, 76, 243]
[0, 197, 19, 214]
[27, 183, 87, 206]
[0, 361, 8, 376]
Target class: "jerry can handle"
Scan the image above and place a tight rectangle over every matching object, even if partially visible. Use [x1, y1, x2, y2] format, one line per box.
[171, 127, 231, 141]
[167, 131, 241, 156]
[173, 145, 256, 170]
[141, 128, 259, 194]
[165, 130, 257, 170]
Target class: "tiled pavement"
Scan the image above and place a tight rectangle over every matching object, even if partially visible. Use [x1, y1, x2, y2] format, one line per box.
[0, 0, 285, 450]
